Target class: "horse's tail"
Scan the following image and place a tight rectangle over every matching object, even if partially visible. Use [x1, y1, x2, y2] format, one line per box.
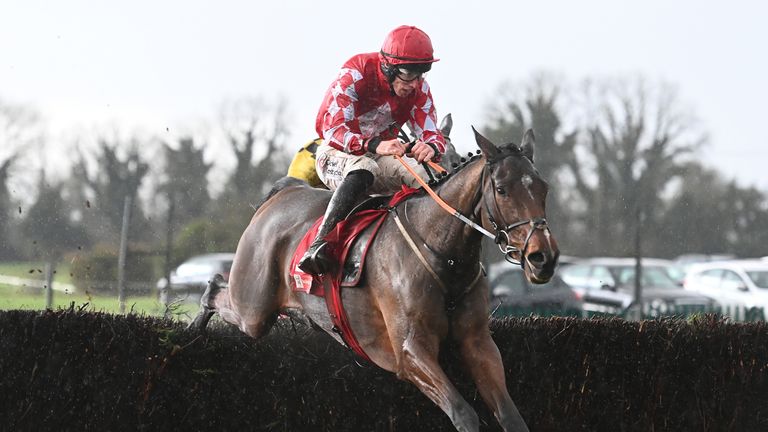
[250, 176, 309, 213]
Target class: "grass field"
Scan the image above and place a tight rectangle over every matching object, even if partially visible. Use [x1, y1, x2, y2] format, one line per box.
[0, 261, 199, 320]
[0, 285, 200, 320]
[0, 262, 199, 321]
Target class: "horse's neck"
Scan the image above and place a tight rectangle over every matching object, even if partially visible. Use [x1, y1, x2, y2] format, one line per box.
[435, 158, 485, 217]
[406, 158, 486, 256]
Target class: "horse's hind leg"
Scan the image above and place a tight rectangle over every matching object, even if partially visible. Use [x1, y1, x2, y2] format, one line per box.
[188, 274, 230, 331]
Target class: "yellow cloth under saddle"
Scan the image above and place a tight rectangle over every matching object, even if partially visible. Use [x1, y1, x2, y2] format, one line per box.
[287, 138, 324, 188]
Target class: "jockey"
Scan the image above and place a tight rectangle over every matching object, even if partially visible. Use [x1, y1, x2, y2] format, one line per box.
[298, 25, 446, 275]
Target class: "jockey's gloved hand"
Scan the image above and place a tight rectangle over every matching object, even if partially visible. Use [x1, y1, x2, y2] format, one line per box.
[410, 140, 435, 163]
[376, 139, 406, 156]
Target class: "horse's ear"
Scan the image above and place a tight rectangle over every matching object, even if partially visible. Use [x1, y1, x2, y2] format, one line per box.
[439, 113, 453, 137]
[521, 129, 535, 162]
[472, 126, 500, 161]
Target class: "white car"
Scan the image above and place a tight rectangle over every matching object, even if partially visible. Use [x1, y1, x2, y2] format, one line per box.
[157, 253, 235, 302]
[683, 260, 768, 320]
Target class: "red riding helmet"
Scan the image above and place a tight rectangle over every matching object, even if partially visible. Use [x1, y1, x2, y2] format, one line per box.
[379, 25, 439, 65]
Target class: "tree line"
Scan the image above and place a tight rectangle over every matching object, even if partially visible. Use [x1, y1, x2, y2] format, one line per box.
[483, 74, 768, 258]
[1, 74, 766, 286]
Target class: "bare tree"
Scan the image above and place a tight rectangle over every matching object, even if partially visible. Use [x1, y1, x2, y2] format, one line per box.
[567, 78, 703, 256]
[20, 170, 89, 260]
[658, 163, 768, 257]
[0, 99, 43, 259]
[168, 97, 295, 255]
[218, 97, 292, 199]
[159, 137, 212, 226]
[72, 135, 151, 244]
[483, 73, 579, 254]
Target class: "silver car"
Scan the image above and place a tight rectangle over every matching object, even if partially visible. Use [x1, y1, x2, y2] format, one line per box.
[559, 257, 715, 317]
[157, 253, 235, 302]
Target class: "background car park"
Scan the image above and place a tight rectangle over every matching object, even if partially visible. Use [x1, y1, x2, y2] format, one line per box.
[487, 261, 583, 317]
[157, 253, 235, 302]
[683, 259, 768, 320]
[673, 253, 736, 279]
[558, 257, 715, 317]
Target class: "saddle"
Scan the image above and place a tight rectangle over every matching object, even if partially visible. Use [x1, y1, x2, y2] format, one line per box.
[290, 189, 418, 296]
[289, 186, 420, 361]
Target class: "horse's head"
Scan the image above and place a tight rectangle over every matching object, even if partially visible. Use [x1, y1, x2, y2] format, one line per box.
[473, 127, 560, 283]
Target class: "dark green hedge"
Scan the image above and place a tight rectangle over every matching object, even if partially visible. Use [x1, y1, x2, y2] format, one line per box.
[0, 309, 766, 431]
[69, 246, 157, 293]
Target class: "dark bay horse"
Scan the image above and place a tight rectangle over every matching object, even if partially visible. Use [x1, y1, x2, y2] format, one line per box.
[190, 127, 559, 432]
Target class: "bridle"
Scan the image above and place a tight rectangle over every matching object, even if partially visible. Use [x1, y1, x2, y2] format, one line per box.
[391, 141, 551, 268]
[479, 162, 551, 267]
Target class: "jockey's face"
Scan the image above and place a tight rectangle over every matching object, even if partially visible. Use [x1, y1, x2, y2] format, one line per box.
[391, 75, 421, 98]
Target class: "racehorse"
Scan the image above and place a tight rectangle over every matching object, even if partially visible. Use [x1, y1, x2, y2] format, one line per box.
[190, 127, 559, 432]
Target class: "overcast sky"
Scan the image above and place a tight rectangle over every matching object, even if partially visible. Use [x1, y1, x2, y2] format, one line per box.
[1, 1, 767, 190]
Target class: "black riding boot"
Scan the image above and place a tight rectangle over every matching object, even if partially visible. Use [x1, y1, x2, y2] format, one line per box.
[298, 169, 374, 275]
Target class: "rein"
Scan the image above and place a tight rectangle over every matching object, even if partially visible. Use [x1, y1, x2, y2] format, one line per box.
[393, 154, 496, 240]
[393, 154, 550, 268]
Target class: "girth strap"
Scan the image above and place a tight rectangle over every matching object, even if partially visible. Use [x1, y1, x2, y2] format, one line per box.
[391, 209, 484, 305]
[391, 210, 447, 292]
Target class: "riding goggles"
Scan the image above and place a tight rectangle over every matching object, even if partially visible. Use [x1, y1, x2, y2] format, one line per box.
[396, 67, 425, 82]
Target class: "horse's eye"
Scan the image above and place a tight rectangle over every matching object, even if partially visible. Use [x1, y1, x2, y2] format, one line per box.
[496, 187, 506, 195]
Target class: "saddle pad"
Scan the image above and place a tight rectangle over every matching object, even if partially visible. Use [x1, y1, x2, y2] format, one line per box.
[290, 185, 421, 296]
[290, 210, 387, 296]
[289, 185, 421, 362]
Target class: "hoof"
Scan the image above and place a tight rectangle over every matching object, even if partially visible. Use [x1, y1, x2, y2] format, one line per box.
[187, 274, 225, 331]
[201, 273, 225, 309]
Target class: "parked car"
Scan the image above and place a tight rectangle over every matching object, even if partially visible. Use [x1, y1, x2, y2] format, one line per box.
[559, 257, 715, 317]
[674, 253, 735, 275]
[683, 260, 768, 320]
[487, 262, 583, 316]
[157, 253, 235, 302]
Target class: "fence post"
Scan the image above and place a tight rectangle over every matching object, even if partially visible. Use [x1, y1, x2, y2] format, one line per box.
[161, 192, 175, 314]
[44, 262, 54, 309]
[630, 204, 643, 322]
[117, 195, 132, 314]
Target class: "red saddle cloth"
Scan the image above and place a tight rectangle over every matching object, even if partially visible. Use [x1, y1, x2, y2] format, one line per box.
[289, 186, 420, 362]
[290, 186, 419, 296]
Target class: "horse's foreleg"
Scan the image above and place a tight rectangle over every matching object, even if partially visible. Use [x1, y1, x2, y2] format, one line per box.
[458, 331, 529, 432]
[454, 288, 529, 432]
[399, 328, 480, 432]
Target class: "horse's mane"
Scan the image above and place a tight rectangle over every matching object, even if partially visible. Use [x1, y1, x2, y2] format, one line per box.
[429, 152, 482, 189]
[431, 142, 523, 190]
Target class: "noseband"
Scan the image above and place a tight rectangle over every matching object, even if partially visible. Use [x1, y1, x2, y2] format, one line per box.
[480, 164, 551, 267]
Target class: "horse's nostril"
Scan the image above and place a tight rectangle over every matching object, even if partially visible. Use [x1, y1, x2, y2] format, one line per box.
[527, 252, 546, 266]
